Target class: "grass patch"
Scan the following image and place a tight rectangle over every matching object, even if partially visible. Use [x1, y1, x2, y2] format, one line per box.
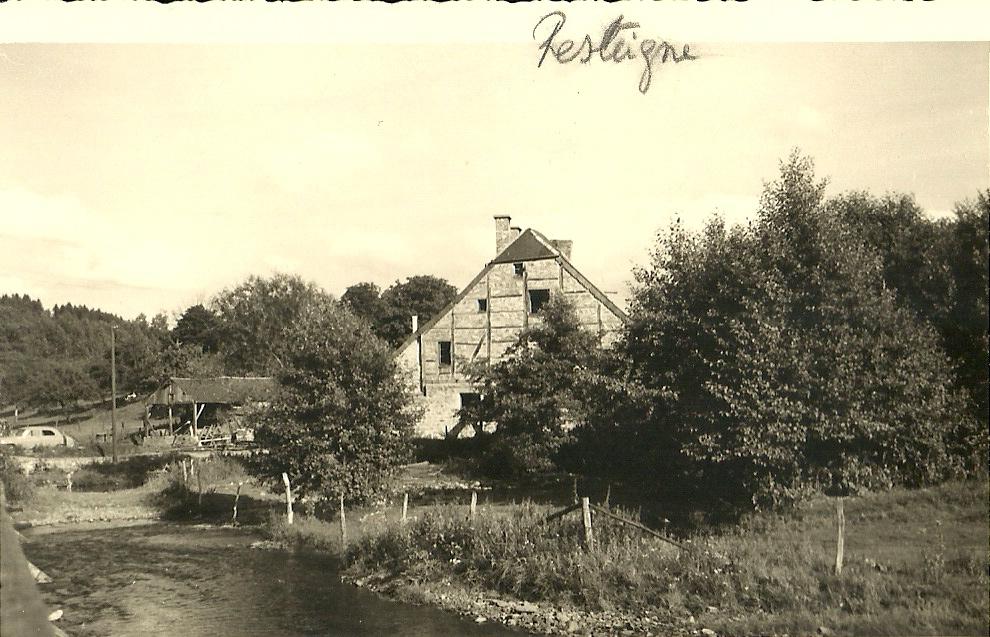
[154, 455, 278, 524]
[344, 481, 990, 636]
[14, 475, 171, 526]
[70, 453, 187, 491]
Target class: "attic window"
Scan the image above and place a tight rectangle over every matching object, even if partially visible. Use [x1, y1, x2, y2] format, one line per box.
[438, 340, 452, 367]
[528, 289, 551, 314]
[513, 262, 525, 277]
[477, 299, 487, 312]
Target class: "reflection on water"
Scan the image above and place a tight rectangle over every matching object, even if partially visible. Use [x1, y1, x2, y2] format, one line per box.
[23, 524, 521, 637]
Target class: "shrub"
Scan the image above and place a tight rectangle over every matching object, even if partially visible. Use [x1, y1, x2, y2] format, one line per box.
[0, 446, 34, 503]
[72, 452, 188, 491]
[622, 152, 975, 511]
[249, 294, 418, 506]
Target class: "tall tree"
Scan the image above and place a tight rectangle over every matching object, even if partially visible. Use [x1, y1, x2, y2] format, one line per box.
[945, 191, 989, 425]
[377, 276, 458, 347]
[831, 189, 989, 427]
[623, 152, 977, 511]
[211, 274, 334, 376]
[460, 297, 605, 478]
[341, 282, 383, 326]
[173, 304, 221, 353]
[249, 296, 418, 505]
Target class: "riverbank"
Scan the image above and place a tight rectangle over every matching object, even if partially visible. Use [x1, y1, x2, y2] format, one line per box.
[11, 481, 164, 528]
[7, 451, 987, 636]
[331, 481, 989, 637]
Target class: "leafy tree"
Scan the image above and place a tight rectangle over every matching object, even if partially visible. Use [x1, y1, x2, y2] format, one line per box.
[249, 297, 418, 505]
[377, 276, 458, 347]
[156, 342, 225, 383]
[150, 312, 170, 335]
[12, 359, 99, 408]
[460, 297, 606, 478]
[831, 190, 989, 429]
[341, 282, 384, 326]
[211, 274, 333, 375]
[0, 294, 169, 406]
[829, 192, 955, 326]
[623, 152, 976, 511]
[173, 304, 221, 353]
[945, 192, 989, 426]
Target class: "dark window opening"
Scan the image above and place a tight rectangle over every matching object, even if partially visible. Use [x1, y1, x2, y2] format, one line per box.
[513, 262, 525, 277]
[477, 298, 487, 312]
[438, 340, 452, 367]
[42, 430, 56, 436]
[528, 289, 551, 314]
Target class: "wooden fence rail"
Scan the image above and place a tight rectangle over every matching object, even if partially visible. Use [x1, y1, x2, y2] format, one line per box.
[541, 500, 688, 551]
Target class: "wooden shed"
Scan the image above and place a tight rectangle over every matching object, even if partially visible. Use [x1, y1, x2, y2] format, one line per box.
[145, 376, 276, 438]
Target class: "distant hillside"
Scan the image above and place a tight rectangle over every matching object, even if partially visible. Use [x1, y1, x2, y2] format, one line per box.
[0, 294, 169, 408]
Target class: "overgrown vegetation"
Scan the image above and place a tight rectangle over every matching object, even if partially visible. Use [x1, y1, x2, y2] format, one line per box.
[70, 453, 188, 492]
[461, 153, 988, 517]
[347, 480, 989, 636]
[0, 446, 35, 503]
[342, 275, 458, 347]
[458, 296, 607, 478]
[247, 294, 419, 506]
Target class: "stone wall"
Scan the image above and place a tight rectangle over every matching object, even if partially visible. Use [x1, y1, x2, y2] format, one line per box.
[399, 255, 626, 438]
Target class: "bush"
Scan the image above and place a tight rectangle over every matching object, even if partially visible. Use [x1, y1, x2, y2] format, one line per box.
[346, 482, 989, 635]
[458, 297, 605, 479]
[72, 453, 189, 491]
[621, 153, 976, 511]
[0, 446, 34, 503]
[249, 293, 418, 506]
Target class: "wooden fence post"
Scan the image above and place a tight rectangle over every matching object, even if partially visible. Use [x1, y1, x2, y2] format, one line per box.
[181, 460, 188, 485]
[339, 494, 347, 547]
[196, 460, 203, 508]
[66, 471, 73, 493]
[470, 491, 477, 520]
[402, 493, 408, 524]
[581, 497, 594, 551]
[835, 497, 845, 576]
[281, 473, 293, 525]
[231, 482, 243, 523]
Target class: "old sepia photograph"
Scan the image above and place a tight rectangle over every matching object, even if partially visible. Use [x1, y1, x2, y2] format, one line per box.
[1, 4, 988, 636]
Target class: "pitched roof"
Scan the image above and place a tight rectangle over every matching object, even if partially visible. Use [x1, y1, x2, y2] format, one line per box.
[491, 229, 557, 264]
[395, 226, 628, 355]
[146, 376, 276, 406]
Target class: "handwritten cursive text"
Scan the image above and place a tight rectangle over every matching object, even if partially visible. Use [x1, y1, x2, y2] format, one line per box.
[533, 12, 697, 95]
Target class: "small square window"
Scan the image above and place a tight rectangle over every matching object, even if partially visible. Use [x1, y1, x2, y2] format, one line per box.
[438, 340, 452, 366]
[513, 263, 525, 277]
[477, 299, 487, 312]
[528, 289, 551, 314]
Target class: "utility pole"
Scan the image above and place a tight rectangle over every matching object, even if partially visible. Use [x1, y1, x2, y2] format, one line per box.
[110, 325, 118, 464]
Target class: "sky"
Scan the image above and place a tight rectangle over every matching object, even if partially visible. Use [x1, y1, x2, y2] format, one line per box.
[1, 38, 987, 320]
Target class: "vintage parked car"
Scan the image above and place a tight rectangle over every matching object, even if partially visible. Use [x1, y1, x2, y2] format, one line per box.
[0, 426, 76, 449]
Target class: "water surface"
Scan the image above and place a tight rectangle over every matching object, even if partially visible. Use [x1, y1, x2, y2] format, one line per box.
[24, 523, 522, 637]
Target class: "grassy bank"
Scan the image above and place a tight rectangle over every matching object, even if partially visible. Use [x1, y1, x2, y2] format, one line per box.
[3, 450, 278, 528]
[332, 480, 989, 636]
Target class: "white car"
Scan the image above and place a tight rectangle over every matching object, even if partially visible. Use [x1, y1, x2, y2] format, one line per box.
[0, 426, 76, 449]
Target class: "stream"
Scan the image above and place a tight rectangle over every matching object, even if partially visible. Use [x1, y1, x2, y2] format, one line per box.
[23, 523, 523, 636]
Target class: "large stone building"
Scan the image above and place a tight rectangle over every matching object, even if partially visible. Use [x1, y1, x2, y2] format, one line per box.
[395, 216, 628, 438]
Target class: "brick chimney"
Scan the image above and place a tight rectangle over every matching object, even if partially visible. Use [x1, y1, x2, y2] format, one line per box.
[494, 215, 513, 254]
